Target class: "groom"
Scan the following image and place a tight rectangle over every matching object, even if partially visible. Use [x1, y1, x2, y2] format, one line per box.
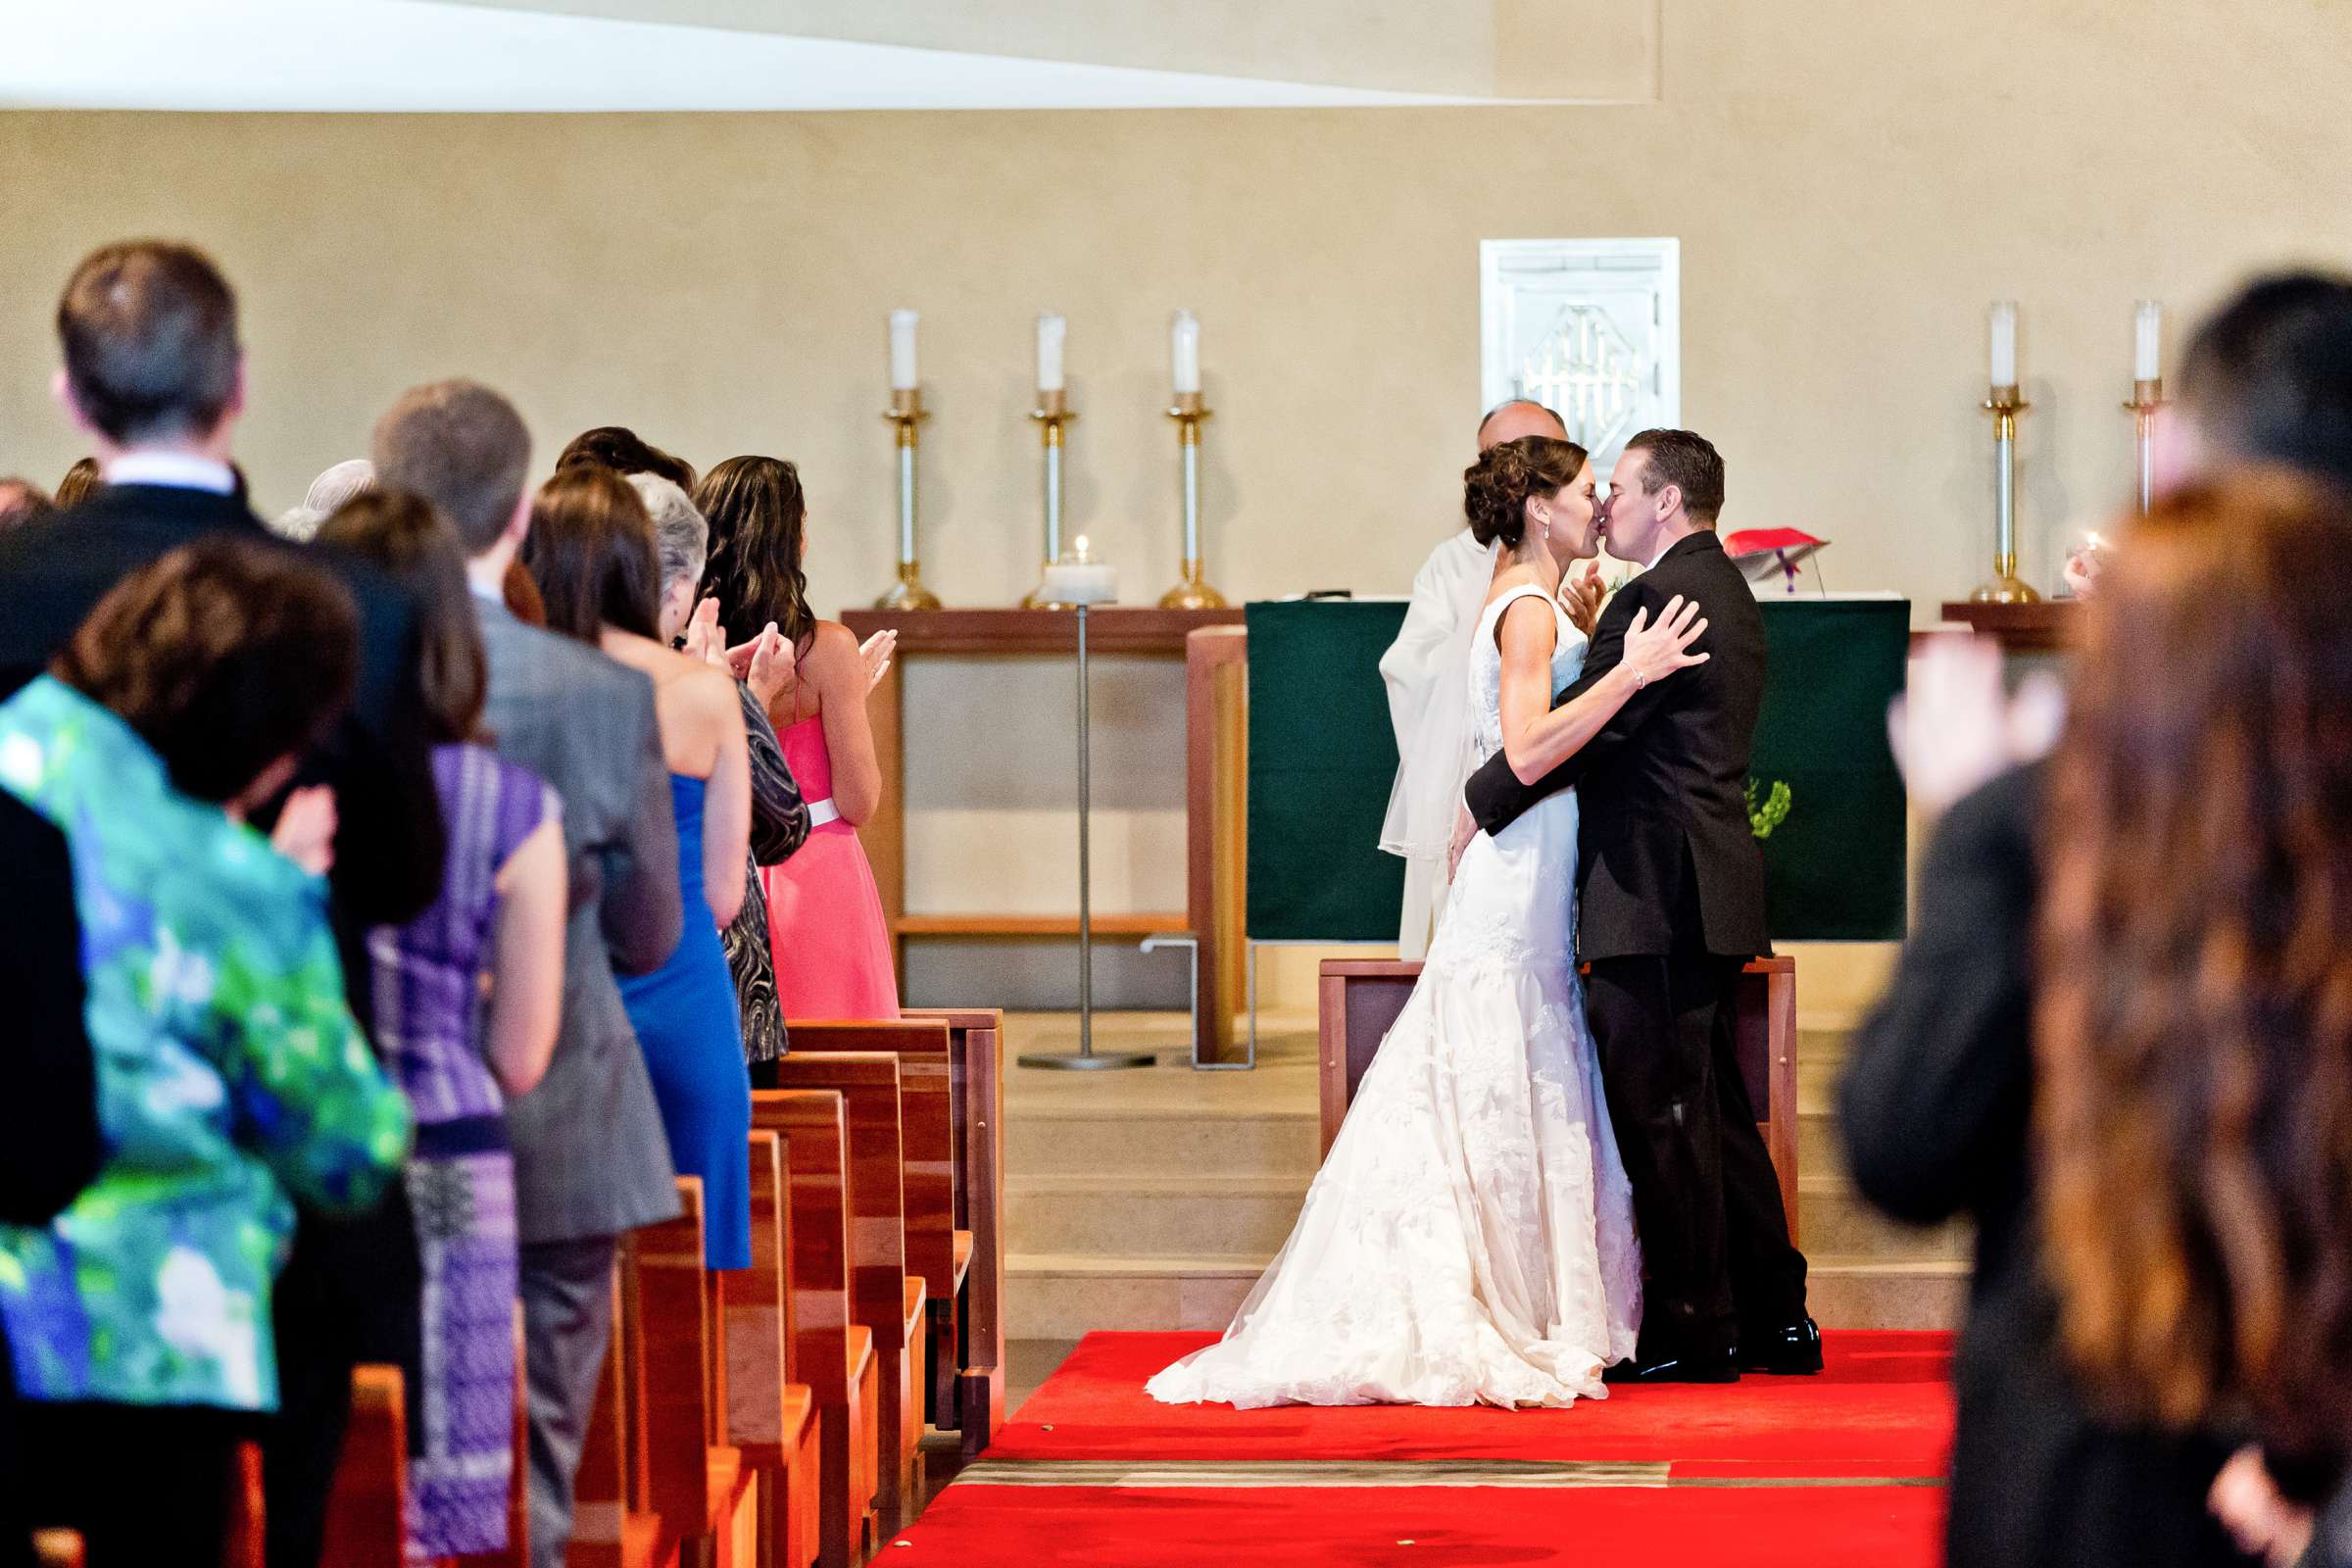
[1459, 428, 1815, 1382]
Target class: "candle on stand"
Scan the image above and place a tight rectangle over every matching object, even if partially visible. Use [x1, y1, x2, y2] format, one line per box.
[1042, 533, 1118, 605]
[1037, 313, 1066, 393]
[889, 308, 920, 391]
[1171, 309, 1201, 396]
[1988, 300, 2019, 388]
[2133, 300, 2162, 382]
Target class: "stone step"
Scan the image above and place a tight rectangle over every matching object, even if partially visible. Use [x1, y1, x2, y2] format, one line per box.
[1007, 1173, 1312, 1257]
[1004, 1251, 1969, 1339]
[1797, 1175, 1973, 1261]
[1005, 1108, 1323, 1180]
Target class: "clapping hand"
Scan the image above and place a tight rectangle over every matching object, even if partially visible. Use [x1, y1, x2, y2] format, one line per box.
[270, 785, 339, 877]
[858, 629, 897, 694]
[1886, 633, 2066, 818]
[1559, 562, 1605, 637]
[682, 596, 728, 667]
[1620, 594, 1710, 689]
[2209, 1447, 2314, 1568]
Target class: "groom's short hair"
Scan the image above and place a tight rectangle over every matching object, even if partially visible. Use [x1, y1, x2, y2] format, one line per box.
[1625, 429, 1725, 526]
[2181, 271, 2352, 488]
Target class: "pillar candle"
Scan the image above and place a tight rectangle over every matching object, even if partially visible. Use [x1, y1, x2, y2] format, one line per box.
[890, 309, 919, 391]
[2134, 301, 2162, 382]
[1988, 301, 2018, 388]
[1037, 313, 1066, 393]
[1171, 310, 1201, 396]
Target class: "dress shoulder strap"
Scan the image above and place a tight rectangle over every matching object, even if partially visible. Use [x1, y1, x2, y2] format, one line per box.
[1481, 581, 1564, 640]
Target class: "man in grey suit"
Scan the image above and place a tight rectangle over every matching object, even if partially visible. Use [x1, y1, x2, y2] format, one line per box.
[374, 380, 683, 1568]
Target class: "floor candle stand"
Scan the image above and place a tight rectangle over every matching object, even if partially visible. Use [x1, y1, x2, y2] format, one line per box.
[1019, 602, 1157, 1071]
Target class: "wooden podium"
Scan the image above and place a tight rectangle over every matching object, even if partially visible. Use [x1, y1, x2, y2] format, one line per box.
[1316, 956, 1800, 1240]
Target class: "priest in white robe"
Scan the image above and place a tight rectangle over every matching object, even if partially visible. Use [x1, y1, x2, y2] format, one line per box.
[1378, 399, 1579, 956]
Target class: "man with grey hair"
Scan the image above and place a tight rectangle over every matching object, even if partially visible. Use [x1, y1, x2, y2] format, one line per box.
[374, 378, 683, 1568]
[1377, 399, 1591, 956]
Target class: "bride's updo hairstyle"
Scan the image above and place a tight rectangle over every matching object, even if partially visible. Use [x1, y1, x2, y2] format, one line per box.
[1463, 436, 1591, 548]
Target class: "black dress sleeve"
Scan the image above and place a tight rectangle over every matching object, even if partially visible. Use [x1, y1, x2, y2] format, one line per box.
[0, 796, 100, 1226]
[739, 684, 808, 867]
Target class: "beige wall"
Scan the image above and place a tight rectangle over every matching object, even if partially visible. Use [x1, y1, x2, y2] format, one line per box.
[5, 0, 2350, 615]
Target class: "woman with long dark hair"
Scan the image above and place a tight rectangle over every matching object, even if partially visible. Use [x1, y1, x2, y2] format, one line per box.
[694, 456, 899, 1018]
[2038, 474, 2352, 1553]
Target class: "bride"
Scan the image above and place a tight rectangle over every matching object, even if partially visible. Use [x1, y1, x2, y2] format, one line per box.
[1147, 435, 1710, 1409]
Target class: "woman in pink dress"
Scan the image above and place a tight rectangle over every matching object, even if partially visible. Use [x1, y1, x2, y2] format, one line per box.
[693, 456, 900, 1019]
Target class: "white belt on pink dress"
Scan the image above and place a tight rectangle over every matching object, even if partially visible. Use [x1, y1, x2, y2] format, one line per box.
[804, 797, 841, 827]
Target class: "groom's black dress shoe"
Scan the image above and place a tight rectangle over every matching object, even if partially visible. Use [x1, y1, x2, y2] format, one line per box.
[1601, 1351, 1740, 1385]
[1739, 1317, 1824, 1375]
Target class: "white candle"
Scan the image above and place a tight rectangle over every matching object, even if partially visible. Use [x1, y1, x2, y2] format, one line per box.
[1043, 533, 1118, 604]
[1037, 313, 1066, 393]
[1988, 301, 2018, 389]
[2133, 300, 2162, 382]
[889, 309, 919, 391]
[1170, 310, 1201, 396]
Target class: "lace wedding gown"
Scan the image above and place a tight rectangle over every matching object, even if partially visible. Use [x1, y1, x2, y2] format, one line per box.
[1148, 583, 1642, 1409]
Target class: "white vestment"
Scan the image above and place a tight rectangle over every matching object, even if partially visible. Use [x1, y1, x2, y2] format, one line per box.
[1377, 528, 1497, 958]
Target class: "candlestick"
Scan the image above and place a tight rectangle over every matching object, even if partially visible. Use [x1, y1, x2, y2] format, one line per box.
[873, 385, 942, 611]
[1170, 310, 1201, 396]
[1988, 301, 2018, 390]
[1970, 382, 2039, 605]
[1021, 388, 1081, 609]
[1158, 390, 1227, 610]
[2125, 376, 2166, 517]
[2133, 301, 2162, 383]
[889, 309, 919, 392]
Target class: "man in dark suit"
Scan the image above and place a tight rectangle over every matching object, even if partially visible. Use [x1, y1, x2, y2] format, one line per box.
[1462, 428, 1813, 1381]
[0, 240, 445, 1568]
[374, 379, 683, 1568]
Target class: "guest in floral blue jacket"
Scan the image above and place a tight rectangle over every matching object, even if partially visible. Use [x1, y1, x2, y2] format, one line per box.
[0, 540, 412, 1566]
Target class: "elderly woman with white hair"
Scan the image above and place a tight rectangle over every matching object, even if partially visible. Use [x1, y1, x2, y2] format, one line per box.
[626, 471, 811, 1082]
[271, 457, 375, 541]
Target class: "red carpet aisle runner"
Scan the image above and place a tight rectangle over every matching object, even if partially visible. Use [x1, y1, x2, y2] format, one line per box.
[889, 1331, 1953, 1566]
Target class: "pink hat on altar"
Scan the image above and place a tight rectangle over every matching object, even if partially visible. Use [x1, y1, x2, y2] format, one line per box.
[1724, 527, 1828, 594]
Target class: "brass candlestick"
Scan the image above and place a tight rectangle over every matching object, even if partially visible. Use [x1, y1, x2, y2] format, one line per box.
[874, 386, 942, 611]
[1970, 383, 2039, 605]
[2126, 377, 2165, 515]
[1021, 388, 1078, 610]
[1159, 391, 1228, 610]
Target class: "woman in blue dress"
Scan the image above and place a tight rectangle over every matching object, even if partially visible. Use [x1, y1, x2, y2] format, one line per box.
[524, 465, 755, 1271]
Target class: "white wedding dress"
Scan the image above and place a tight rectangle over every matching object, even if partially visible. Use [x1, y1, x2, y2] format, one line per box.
[1148, 583, 1642, 1409]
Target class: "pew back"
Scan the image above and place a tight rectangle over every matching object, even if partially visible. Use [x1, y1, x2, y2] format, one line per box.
[899, 1005, 1007, 1450]
[782, 1022, 956, 1304]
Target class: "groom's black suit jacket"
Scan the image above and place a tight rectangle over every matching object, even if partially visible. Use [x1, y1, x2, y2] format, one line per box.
[1463, 528, 1769, 960]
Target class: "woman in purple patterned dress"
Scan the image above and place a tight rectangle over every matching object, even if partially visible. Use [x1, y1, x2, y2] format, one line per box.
[319, 492, 568, 1558]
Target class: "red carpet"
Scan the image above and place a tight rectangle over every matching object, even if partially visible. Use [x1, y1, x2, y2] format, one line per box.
[890, 1331, 1955, 1566]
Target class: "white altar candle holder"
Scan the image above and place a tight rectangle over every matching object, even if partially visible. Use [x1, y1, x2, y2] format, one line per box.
[1971, 302, 2038, 604]
[1158, 390, 1228, 610]
[1020, 386, 1080, 609]
[873, 383, 943, 611]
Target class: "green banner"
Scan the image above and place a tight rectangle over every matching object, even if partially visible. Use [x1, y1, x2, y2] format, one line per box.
[1241, 596, 1912, 945]
[1752, 599, 1911, 940]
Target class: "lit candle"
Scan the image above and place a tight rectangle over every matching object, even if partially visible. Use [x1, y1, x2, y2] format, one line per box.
[1037, 313, 1066, 394]
[1042, 532, 1118, 604]
[889, 309, 919, 392]
[1170, 310, 1201, 396]
[1988, 301, 2018, 389]
[2133, 300, 2162, 382]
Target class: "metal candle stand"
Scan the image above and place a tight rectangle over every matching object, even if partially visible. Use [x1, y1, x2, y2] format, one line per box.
[1157, 392, 1227, 611]
[874, 387, 942, 611]
[2127, 377, 2165, 515]
[1970, 383, 2039, 605]
[1018, 602, 1157, 1072]
[1021, 389, 1077, 609]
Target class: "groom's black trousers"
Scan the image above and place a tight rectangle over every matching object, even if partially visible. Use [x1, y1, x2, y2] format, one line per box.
[1586, 953, 1809, 1360]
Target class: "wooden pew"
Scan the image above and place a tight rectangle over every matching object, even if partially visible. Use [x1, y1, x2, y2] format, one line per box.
[569, 1265, 659, 1568]
[766, 1055, 924, 1535]
[898, 1005, 1007, 1454]
[727, 1129, 820, 1568]
[751, 1090, 881, 1568]
[1317, 956, 1802, 1239]
[634, 1177, 760, 1568]
[321, 1364, 408, 1568]
[782, 1021, 962, 1435]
